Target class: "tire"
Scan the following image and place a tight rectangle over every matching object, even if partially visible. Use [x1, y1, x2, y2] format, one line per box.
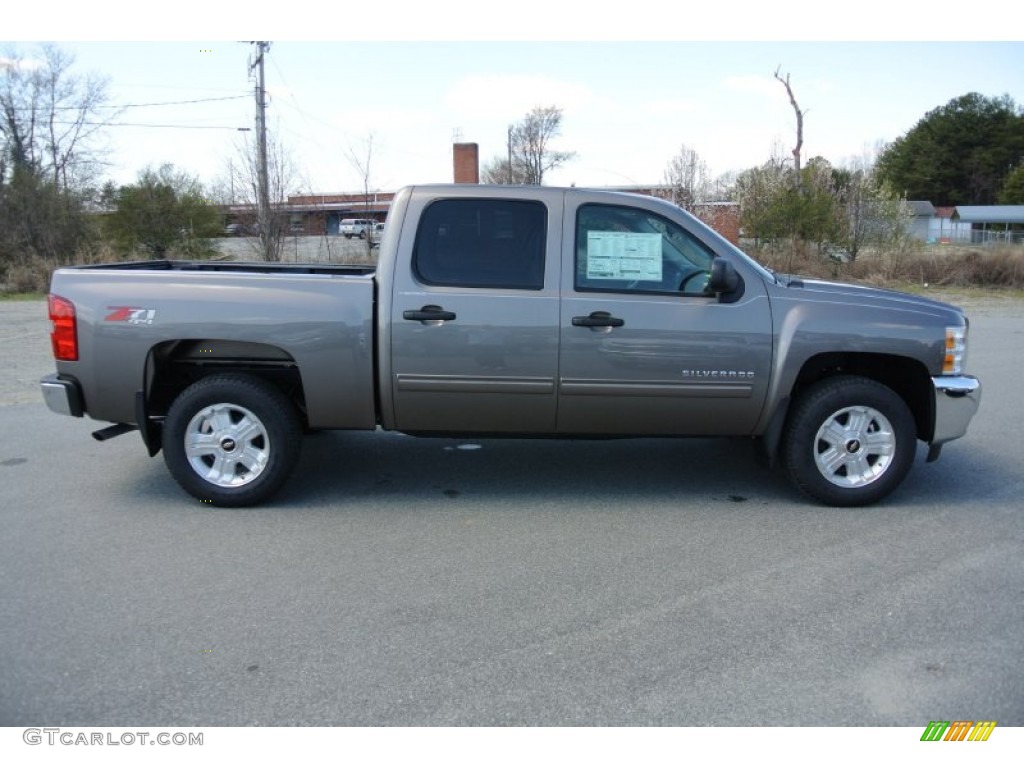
[783, 376, 916, 507]
[162, 374, 302, 507]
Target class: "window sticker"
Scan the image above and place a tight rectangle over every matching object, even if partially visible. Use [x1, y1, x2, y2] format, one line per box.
[586, 231, 662, 281]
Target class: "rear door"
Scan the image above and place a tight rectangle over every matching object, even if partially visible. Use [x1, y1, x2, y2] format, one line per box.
[389, 189, 563, 433]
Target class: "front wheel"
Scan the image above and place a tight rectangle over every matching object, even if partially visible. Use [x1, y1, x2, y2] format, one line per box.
[162, 374, 302, 507]
[783, 376, 916, 506]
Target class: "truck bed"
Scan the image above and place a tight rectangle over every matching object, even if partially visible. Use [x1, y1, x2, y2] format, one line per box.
[47, 259, 378, 430]
[70, 259, 377, 276]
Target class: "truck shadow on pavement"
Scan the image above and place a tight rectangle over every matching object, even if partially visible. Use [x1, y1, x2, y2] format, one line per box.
[110, 425, 1012, 513]
[266, 430, 1012, 513]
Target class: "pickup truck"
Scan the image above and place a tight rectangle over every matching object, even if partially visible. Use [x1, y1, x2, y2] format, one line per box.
[40, 184, 981, 508]
[339, 218, 375, 239]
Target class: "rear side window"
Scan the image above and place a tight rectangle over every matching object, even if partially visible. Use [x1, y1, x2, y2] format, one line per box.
[413, 199, 546, 290]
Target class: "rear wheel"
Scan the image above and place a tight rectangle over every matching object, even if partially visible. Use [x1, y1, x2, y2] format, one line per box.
[783, 376, 916, 506]
[162, 374, 302, 507]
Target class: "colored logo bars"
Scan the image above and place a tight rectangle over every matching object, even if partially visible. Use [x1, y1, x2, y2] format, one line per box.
[920, 721, 997, 742]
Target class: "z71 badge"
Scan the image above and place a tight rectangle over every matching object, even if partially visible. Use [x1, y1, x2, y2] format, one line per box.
[105, 306, 156, 325]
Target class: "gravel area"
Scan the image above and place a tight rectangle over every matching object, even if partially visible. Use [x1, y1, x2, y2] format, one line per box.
[0, 301, 51, 406]
[215, 235, 379, 264]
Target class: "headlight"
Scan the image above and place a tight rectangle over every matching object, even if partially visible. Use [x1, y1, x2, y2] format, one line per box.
[943, 325, 967, 375]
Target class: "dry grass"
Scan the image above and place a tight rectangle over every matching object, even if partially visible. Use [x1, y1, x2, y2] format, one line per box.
[5, 239, 1023, 296]
[751, 244, 1024, 291]
[0, 243, 132, 294]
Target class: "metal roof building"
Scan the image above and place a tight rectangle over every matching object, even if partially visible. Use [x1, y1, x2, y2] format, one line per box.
[953, 206, 1024, 224]
[952, 206, 1024, 244]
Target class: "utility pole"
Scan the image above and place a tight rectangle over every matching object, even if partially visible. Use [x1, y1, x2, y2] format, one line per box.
[507, 124, 513, 184]
[250, 41, 272, 260]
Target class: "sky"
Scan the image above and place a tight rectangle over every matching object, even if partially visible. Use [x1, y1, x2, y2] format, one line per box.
[4, 4, 1024, 198]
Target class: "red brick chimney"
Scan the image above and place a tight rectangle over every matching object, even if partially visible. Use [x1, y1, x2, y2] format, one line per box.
[453, 143, 479, 184]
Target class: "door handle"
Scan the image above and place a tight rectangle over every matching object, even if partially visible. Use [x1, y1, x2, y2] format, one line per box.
[572, 311, 624, 328]
[403, 305, 457, 322]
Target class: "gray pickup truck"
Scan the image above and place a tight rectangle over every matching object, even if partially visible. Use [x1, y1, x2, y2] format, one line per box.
[41, 184, 981, 507]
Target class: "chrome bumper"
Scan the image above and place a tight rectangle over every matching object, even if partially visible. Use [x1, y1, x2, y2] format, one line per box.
[930, 375, 981, 445]
[40, 373, 84, 417]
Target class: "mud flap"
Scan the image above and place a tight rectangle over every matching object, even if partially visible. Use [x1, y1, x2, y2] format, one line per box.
[135, 390, 162, 457]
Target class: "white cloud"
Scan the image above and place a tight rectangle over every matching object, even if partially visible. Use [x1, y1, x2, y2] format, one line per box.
[445, 74, 593, 120]
[329, 106, 437, 135]
[723, 74, 780, 98]
[648, 97, 704, 115]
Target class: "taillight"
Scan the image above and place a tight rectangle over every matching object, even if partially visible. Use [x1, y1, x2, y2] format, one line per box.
[48, 294, 78, 361]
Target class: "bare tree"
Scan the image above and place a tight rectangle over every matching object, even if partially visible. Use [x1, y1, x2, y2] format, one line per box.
[773, 67, 805, 184]
[1, 44, 113, 274]
[0, 44, 113, 190]
[513, 106, 574, 184]
[483, 106, 574, 185]
[709, 170, 739, 202]
[218, 130, 299, 262]
[345, 133, 376, 262]
[481, 155, 521, 185]
[832, 151, 915, 263]
[661, 144, 710, 210]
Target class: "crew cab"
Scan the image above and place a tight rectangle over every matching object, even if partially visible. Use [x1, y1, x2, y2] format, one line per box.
[40, 185, 981, 507]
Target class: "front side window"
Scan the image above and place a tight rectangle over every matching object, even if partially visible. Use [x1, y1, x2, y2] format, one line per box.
[575, 203, 715, 295]
[414, 199, 546, 290]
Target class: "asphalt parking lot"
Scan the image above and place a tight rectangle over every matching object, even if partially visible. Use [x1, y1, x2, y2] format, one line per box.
[1, 295, 1022, 726]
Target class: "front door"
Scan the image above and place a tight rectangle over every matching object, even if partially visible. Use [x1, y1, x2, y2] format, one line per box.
[557, 199, 772, 436]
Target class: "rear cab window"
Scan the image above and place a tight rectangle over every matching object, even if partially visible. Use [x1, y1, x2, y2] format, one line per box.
[413, 199, 547, 290]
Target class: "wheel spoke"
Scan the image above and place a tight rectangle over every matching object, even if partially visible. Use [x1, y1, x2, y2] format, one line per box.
[185, 432, 220, 458]
[864, 429, 895, 455]
[818, 447, 849, 475]
[206, 454, 235, 483]
[209, 407, 235, 433]
[239, 443, 268, 471]
[820, 421, 848, 448]
[846, 455, 874, 481]
[864, 430, 897, 454]
[845, 408, 870, 435]
[234, 416, 265, 444]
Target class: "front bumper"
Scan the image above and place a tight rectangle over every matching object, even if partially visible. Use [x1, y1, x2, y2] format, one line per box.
[930, 375, 981, 445]
[40, 373, 84, 417]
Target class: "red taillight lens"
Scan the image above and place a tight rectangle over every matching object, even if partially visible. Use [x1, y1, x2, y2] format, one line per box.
[48, 294, 78, 361]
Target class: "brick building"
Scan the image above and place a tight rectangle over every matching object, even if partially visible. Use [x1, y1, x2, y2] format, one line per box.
[225, 142, 741, 244]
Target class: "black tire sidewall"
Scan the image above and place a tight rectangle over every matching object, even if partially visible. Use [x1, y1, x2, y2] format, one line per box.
[783, 376, 916, 507]
[162, 375, 302, 507]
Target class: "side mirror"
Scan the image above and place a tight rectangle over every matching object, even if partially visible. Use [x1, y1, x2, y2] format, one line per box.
[706, 258, 740, 295]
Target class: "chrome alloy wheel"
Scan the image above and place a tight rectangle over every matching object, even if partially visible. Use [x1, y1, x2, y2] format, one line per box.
[184, 403, 270, 487]
[813, 405, 896, 488]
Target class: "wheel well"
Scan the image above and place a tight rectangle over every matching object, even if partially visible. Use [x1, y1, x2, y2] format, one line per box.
[790, 353, 933, 441]
[144, 339, 307, 424]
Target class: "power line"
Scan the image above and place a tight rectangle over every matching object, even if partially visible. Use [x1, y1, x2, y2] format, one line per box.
[48, 120, 251, 130]
[93, 95, 249, 109]
[5, 94, 249, 112]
